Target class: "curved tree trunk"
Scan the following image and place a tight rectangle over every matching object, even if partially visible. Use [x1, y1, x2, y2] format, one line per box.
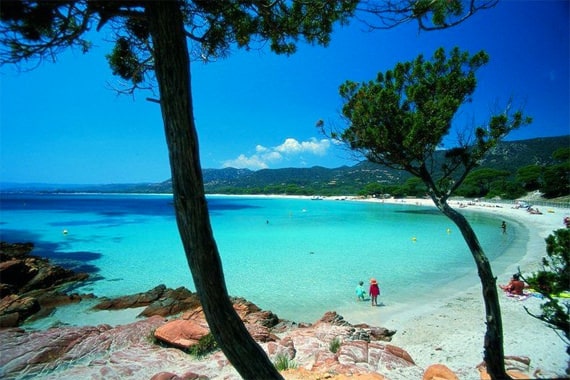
[145, 2, 282, 379]
[433, 199, 510, 380]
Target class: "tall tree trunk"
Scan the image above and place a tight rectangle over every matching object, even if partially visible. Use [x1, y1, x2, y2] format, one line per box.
[145, 2, 282, 379]
[434, 199, 510, 380]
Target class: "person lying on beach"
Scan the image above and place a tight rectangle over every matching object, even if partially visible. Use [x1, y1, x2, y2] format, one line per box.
[499, 273, 525, 295]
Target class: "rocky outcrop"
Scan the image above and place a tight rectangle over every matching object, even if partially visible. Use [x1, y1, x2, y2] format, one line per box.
[0, 316, 184, 379]
[0, 307, 416, 380]
[0, 242, 90, 327]
[153, 299, 282, 350]
[0, 295, 40, 328]
[93, 284, 202, 317]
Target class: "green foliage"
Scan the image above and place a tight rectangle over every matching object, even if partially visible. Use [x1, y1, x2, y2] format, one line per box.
[524, 229, 570, 341]
[106, 37, 144, 84]
[337, 46, 531, 202]
[516, 165, 543, 191]
[359, 182, 388, 197]
[339, 47, 490, 170]
[187, 333, 219, 357]
[485, 180, 526, 200]
[455, 167, 527, 199]
[553, 147, 570, 162]
[543, 229, 570, 293]
[457, 168, 510, 197]
[543, 163, 570, 198]
[401, 177, 427, 197]
[273, 353, 297, 371]
[0, 2, 91, 63]
[329, 336, 342, 353]
[413, 0, 463, 25]
[542, 148, 570, 198]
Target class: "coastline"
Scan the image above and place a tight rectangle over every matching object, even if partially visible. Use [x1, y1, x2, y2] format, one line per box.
[220, 194, 569, 377]
[9, 193, 569, 377]
[341, 196, 569, 378]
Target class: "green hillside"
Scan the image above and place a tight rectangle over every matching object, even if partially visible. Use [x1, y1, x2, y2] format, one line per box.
[3, 135, 568, 199]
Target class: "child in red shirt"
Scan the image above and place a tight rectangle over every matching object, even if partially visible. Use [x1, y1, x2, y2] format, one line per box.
[369, 278, 380, 306]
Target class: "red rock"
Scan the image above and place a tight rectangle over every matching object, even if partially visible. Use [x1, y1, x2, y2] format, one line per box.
[150, 371, 206, 380]
[94, 284, 168, 310]
[154, 319, 210, 350]
[385, 344, 415, 365]
[337, 340, 369, 364]
[423, 364, 459, 380]
[150, 372, 182, 380]
[0, 242, 90, 326]
[245, 322, 279, 342]
[0, 294, 40, 327]
[317, 311, 350, 325]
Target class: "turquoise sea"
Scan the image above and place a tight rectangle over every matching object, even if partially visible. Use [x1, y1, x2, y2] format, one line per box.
[0, 193, 524, 326]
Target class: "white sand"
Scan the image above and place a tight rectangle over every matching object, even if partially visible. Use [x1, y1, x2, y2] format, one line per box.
[337, 197, 570, 378]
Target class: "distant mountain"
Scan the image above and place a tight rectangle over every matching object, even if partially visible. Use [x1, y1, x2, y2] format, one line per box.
[143, 135, 569, 194]
[2, 135, 568, 195]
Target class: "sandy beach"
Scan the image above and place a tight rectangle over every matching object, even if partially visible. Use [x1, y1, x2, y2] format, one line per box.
[215, 194, 569, 377]
[335, 196, 570, 379]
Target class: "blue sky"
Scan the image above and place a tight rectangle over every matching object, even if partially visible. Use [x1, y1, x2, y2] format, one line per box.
[1, 1, 568, 184]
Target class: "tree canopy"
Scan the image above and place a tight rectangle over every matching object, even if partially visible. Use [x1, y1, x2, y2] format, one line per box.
[337, 46, 531, 202]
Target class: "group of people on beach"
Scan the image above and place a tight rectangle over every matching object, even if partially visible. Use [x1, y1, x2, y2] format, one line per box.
[356, 272, 527, 306]
[355, 279, 381, 306]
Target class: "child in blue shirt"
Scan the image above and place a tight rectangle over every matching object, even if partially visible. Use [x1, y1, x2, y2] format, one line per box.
[355, 281, 366, 301]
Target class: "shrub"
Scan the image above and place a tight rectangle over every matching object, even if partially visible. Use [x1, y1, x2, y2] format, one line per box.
[273, 353, 297, 371]
[523, 228, 570, 343]
[329, 336, 342, 353]
[187, 333, 218, 357]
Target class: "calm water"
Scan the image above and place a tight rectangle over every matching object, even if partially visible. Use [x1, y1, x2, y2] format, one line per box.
[0, 193, 520, 325]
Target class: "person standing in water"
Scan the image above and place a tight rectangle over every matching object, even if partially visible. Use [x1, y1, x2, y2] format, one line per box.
[355, 281, 366, 301]
[369, 278, 380, 306]
[501, 221, 507, 234]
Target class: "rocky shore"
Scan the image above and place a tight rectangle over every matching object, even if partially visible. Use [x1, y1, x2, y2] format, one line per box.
[0, 242, 91, 328]
[0, 242, 546, 379]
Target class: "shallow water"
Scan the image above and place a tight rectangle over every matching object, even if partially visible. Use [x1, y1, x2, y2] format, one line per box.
[0, 193, 520, 326]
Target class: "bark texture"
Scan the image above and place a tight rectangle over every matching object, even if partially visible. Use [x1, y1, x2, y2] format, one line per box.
[145, 2, 283, 379]
[434, 199, 510, 380]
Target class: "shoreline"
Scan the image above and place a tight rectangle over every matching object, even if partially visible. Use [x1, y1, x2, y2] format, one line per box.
[218, 194, 569, 376]
[342, 196, 569, 378]
[12, 194, 570, 377]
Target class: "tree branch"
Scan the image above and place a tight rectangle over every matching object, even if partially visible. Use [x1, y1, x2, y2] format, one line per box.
[356, 0, 498, 31]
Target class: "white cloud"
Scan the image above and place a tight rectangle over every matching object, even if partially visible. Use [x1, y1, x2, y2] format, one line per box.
[222, 154, 268, 170]
[255, 145, 268, 153]
[275, 138, 330, 155]
[222, 137, 333, 170]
